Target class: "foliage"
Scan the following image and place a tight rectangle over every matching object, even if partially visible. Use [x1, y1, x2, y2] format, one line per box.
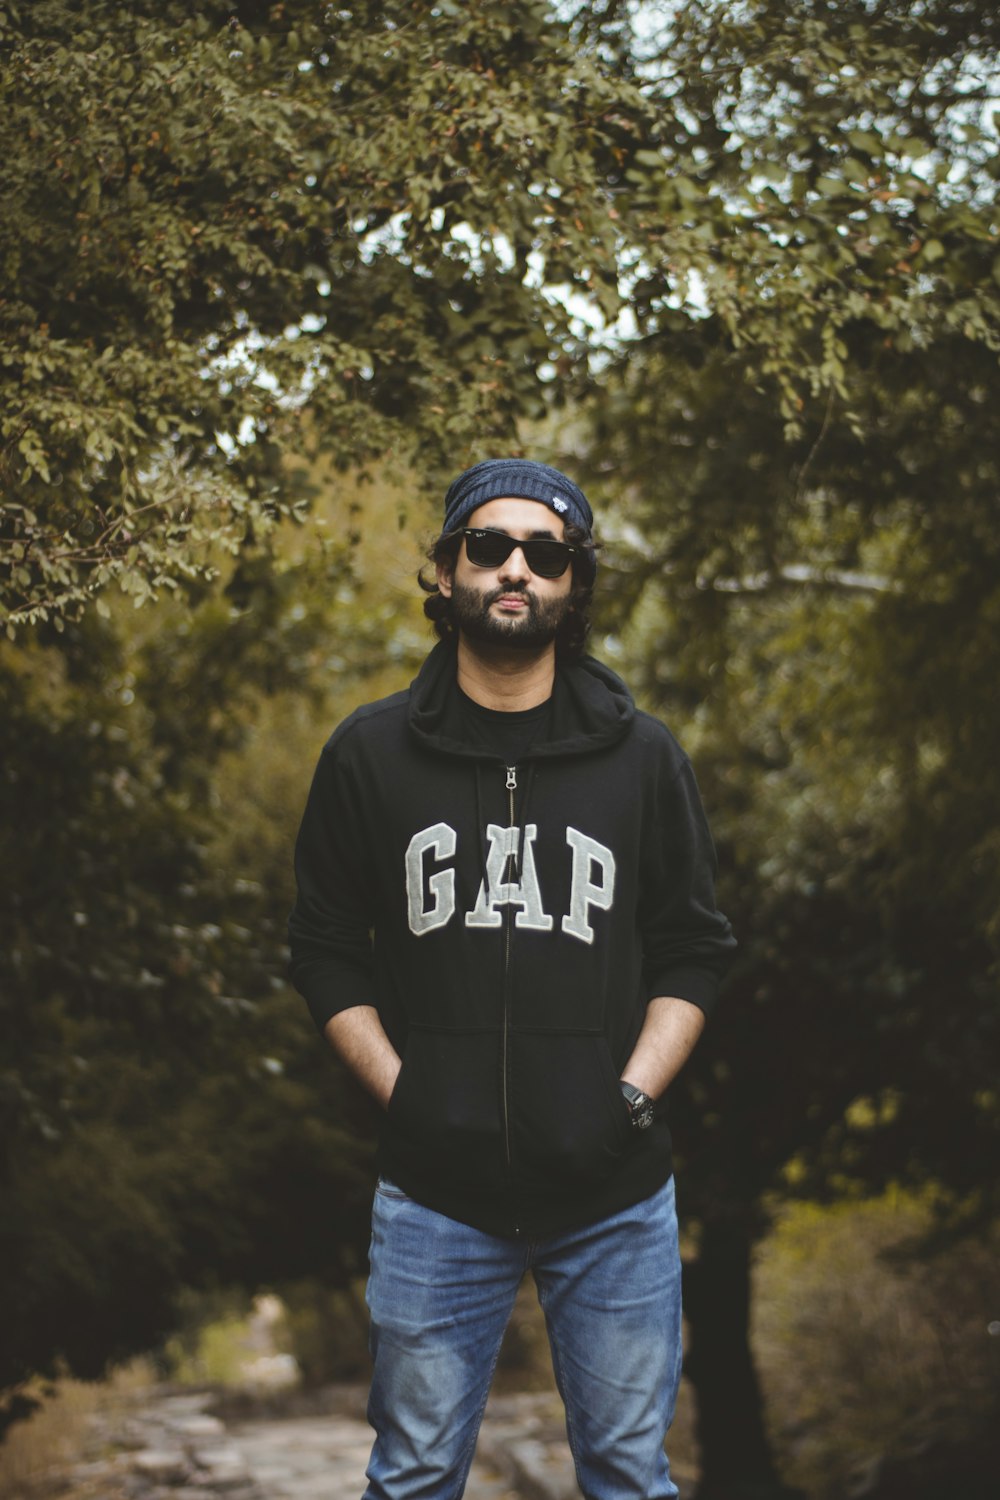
[0, 1360, 155, 1492]
[602, 0, 1000, 426]
[279, 1279, 371, 1386]
[0, 470, 426, 1413]
[4, 2, 998, 633]
[559, 8, 1000, 1235]
[755, 1194, 1000, 1498]
[0, 0, 646, 629]
[580, 314, 1000, 1231]
[557, 7, 1000, 1488]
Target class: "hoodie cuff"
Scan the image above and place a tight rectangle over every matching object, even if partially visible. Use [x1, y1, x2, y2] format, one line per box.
[644, 966, 726, 1020]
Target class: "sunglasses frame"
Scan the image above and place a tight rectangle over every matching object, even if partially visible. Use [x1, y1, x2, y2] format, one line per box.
[458, 527, 581, 579]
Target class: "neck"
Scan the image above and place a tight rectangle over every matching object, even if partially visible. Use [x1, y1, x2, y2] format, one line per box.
[455, 635, 556, 711]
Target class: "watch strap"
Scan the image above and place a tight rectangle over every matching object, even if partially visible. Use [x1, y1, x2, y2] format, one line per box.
[619, 1081, 655, 1129]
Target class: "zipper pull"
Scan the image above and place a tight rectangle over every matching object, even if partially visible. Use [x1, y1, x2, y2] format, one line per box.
[505, 765, 517, 790]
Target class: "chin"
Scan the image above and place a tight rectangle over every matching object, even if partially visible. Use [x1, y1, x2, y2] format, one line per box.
[465, 619, 551, 651]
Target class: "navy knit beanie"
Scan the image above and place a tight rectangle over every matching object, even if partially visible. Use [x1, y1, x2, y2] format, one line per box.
[443, 458, 596, 581]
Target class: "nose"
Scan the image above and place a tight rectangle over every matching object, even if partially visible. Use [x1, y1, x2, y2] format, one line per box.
[497, 543, 531, 586]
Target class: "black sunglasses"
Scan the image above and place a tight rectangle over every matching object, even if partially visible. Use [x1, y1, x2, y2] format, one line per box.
[460, 528, 582, 579]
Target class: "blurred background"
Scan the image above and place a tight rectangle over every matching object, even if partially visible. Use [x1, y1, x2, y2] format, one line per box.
[2, 4, 998, 1498]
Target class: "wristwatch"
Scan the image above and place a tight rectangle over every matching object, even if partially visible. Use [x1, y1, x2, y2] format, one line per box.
[619, 1082, 655, 1131]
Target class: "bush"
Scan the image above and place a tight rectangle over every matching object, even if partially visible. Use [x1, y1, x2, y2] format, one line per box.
[753, 1193, 1000, 1499]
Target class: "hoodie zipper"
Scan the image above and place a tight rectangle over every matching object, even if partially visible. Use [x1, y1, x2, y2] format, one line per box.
[502, 764, 518, 1232]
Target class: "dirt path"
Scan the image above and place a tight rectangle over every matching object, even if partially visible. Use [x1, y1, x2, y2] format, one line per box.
[64, 1386, 579, 1500]
[228, 1389, 582, 1500]
[59, 1384, 697, 1500]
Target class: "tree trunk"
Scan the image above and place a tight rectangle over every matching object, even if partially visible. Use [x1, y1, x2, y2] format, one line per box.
[684, 1216, 803, 1500]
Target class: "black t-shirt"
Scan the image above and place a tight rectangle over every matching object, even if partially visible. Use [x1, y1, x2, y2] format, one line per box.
[459, 690, 551, 764]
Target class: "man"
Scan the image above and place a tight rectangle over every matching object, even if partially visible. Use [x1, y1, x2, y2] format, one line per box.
[289, 457, 735, 1500]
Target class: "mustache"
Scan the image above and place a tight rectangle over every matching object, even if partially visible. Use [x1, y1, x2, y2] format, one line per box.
[484, 584, 535, 608]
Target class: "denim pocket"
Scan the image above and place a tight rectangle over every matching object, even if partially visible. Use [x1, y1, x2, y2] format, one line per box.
[374, 1176, 410, 1200]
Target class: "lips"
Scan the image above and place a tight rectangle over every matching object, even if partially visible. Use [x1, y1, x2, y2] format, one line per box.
[487, 586, 533, 613]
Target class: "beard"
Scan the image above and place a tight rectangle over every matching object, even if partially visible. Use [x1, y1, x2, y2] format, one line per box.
[450, 581, 574, 652]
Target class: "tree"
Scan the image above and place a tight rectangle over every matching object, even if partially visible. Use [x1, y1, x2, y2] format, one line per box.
[0, 467, 433, 1427]
[0, 0, 646, 629]
[6, 1, 998, 634]
[594, 0, 1000, 423]
[558, 5, 1000, 1492]
[575, 326, 1000, 1494]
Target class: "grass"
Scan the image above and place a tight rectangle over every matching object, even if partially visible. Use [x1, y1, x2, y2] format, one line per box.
[0, 1360, 155, 1498]
[755, 1191, 1000, 1498]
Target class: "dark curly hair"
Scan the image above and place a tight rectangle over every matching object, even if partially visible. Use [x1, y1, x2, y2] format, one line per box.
[417, 523, 597, 661]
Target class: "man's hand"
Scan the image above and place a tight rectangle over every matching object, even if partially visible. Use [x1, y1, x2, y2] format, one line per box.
[324, 1005, 402, 1110]
[620, 995, 706, 1100]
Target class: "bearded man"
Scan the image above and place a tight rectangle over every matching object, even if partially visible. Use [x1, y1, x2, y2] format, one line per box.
[289, 457, 735, 1500]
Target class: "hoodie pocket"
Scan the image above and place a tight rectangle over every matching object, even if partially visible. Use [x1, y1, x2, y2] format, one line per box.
[508, 1030, 632, 1187]
[386, 1027, 503, 1182]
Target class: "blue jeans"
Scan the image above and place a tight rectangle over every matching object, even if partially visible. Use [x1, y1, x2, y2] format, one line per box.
[363, 1176, 683, 1500]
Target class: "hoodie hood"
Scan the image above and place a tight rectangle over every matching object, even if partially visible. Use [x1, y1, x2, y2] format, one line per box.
[407, 640, 635, 761]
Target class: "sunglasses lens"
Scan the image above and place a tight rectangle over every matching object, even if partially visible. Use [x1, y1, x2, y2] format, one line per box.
[465, 532, 511, 569]
[524, 542, 570, 578]
[463, 531, 572, 578]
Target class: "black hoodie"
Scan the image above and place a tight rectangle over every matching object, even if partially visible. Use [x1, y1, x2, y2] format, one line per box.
[289, 641, 735, 1238]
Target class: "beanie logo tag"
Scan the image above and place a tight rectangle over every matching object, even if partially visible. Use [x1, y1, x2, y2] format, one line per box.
[551, 495, 568, 513]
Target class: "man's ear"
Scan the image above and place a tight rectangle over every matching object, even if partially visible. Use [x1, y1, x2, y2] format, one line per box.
[436, 557, 454, 598]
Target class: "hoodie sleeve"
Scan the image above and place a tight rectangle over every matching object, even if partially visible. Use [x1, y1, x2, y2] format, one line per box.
[288, 730, 378, 1035]
[639, 748, 736, 1018]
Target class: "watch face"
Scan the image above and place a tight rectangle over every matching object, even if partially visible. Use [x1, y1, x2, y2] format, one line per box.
[622, 1084, 655, 1130]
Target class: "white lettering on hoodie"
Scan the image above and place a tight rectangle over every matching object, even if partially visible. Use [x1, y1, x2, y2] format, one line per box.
[405, 823, 615, 941]
[465, 824, 553, 931]
[405, 821, 457, 935]
[562, 828, 616, 944]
